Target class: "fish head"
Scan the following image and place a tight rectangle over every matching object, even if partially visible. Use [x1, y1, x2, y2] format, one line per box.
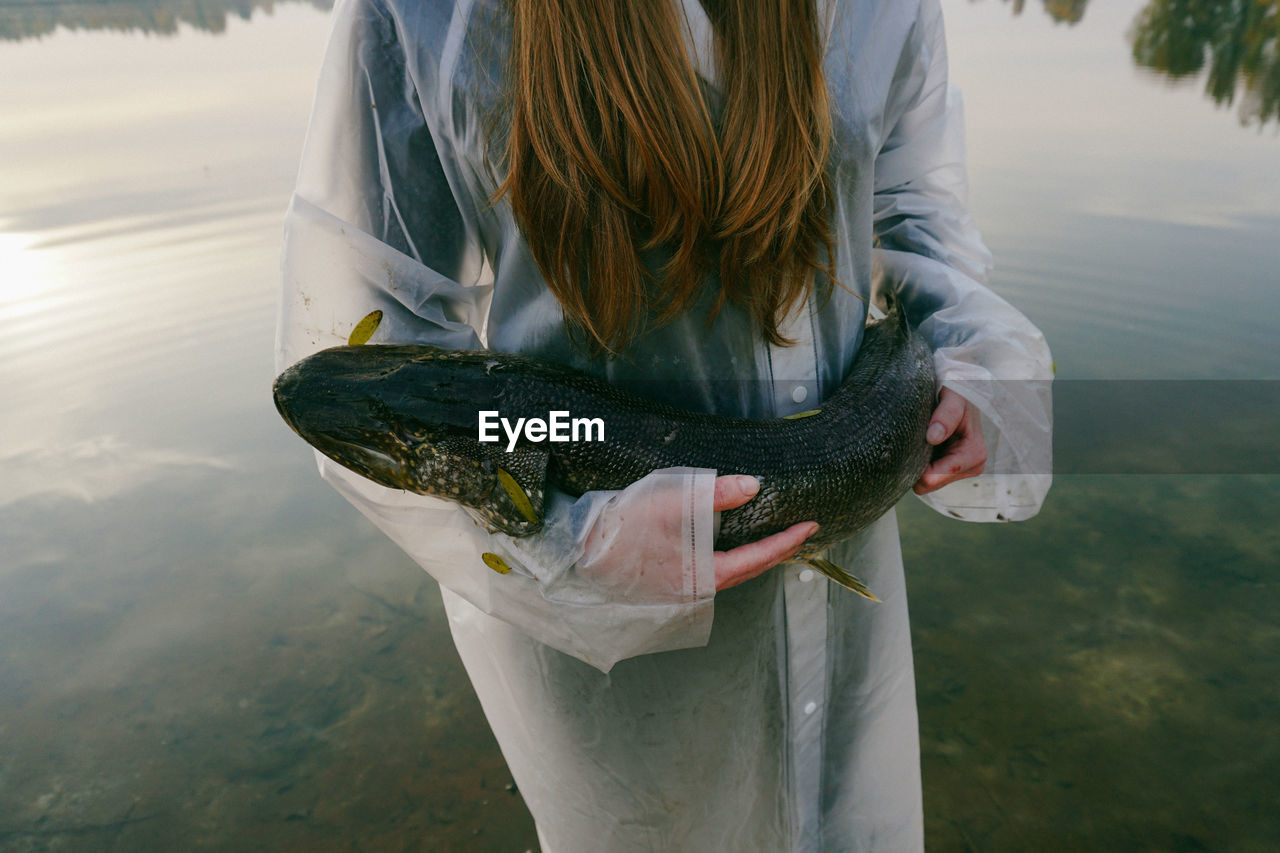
[273, 345, 547, 535]
[274, 346, 452, 484]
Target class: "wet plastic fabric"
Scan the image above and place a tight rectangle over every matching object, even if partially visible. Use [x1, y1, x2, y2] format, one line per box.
[275, 0, 1053, 849]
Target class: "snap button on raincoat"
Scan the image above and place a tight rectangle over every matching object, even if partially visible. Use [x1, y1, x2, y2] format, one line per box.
[275, 0, 1053, 849]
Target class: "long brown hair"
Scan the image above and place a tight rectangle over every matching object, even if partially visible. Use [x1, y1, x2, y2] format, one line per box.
[497, 0, 835, 354]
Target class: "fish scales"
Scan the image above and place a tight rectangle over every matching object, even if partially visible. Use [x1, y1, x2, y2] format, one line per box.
[273, 298, 938, 593]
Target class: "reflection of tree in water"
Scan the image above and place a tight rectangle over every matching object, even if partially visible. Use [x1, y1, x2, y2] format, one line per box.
[1131, 0, 1280, 127]
[6, 0, 1277, 128]
[994, 0, 1279, 127]
[998, 0, 1092, 25]
[0, 0, 332, 41]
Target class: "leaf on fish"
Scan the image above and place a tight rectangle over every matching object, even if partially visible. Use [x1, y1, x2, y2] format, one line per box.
[497, 468, 540, 524]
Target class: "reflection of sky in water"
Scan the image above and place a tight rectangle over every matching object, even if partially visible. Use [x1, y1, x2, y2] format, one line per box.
[0, 0, 1276, 849]
[947, 0, 1280, 379]
[1, 5, 325, 482]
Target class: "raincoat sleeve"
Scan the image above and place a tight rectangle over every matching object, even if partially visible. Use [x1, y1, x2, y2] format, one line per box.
[275, 0, 716, 672]
[872, 0, 1053, 521]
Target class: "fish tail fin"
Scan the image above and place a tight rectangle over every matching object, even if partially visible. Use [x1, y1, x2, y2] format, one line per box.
[799, 557, 881, 602]
[881, 288, 910, 339]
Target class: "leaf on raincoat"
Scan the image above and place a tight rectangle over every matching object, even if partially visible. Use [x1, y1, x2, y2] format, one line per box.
[348, 310, 383, 346]
[481, 552, 512, 574]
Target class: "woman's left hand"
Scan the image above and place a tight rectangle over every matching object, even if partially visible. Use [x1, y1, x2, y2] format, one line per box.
[913, 387, 987, 494]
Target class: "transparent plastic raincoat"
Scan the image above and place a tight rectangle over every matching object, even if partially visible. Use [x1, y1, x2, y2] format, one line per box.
[275, 0, 1052, 849]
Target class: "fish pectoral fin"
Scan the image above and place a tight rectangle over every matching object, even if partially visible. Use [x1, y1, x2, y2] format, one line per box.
[799, 557, 881, 602]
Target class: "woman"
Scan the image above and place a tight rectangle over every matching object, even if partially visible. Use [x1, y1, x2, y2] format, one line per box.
[276, 0, 1052, 849]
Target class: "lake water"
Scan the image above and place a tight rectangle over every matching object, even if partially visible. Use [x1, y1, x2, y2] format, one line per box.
[1, 0, 1276, 849]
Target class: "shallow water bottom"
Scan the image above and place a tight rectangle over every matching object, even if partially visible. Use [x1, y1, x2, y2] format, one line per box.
[2, 470, 1274, 851]
[905, 474, 1280, 852]
[0, 448, 540, 852]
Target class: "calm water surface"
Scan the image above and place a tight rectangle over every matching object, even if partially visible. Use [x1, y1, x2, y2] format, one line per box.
[1, 0, 1276, 849]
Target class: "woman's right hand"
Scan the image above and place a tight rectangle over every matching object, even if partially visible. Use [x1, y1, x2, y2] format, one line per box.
[574, 471, 818, 599]
[713, 475, 819, 591]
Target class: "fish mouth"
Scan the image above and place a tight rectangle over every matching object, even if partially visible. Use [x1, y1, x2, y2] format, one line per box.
[301, 427, 412, 489]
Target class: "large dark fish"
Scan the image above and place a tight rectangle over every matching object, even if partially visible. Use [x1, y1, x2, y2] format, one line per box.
[273, 299, 937, 599]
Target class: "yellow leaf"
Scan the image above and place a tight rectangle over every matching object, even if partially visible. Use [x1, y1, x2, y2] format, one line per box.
[348, 310, 383, 346]
[481, 552, 512, 575]
[497, 468, 539, 524]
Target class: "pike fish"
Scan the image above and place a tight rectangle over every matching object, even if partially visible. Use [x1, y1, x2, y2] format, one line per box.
[272, 298, 937, 599]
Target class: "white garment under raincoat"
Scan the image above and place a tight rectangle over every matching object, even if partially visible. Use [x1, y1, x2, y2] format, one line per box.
[276, 0, 1053, 849]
